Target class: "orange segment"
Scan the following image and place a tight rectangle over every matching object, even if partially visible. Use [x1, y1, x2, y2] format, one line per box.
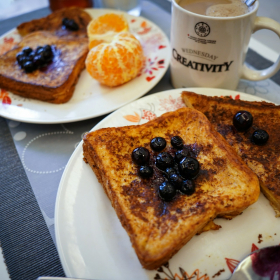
[87, 13, 129, 49]
[86, 32, 144, 87]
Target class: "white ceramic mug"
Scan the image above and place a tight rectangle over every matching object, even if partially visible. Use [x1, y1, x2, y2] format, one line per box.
[170, 0, 280, 90]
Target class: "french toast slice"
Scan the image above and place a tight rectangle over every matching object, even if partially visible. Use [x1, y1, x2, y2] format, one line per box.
[182, 91, 280, 217]
[17, 7, 92, 40]
[83, 107, 259, 270]
[0, 31, 88, 103]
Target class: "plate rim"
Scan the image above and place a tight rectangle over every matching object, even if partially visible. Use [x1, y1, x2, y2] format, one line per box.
[55, 87, 274, 278]
[0, 8, 171, 124]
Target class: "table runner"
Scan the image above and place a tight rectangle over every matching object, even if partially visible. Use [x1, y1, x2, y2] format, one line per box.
[0, 0, 280, 279]
[0, 117, 65, 279]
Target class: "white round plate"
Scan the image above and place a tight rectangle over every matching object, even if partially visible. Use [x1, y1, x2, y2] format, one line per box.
[0, 9, 170, 124]
[55, 88, 280, 280]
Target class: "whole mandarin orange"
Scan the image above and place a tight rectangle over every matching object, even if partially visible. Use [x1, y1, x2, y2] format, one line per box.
[86, 32, 144, 87]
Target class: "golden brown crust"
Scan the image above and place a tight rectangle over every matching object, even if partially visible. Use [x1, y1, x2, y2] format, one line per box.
[17, 7, 92, 40]
[83, 107, 260, 269]
[182, 91, 280, 216]
[197, 220, 221, 234]
[0, 31, 88, 103]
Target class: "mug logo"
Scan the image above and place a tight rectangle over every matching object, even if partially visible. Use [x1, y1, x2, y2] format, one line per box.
[194, 22, 210, 37]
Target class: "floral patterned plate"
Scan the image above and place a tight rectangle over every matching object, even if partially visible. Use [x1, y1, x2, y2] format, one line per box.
[0, 9, 170, 124]
[55, 88, 280, 280]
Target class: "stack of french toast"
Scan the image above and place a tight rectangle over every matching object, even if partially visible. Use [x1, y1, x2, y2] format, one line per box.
[0, 7, 92, 103]
[83, 90, 280, 270]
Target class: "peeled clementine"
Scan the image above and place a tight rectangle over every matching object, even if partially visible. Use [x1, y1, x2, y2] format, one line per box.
[86, 32, 144, 87]
[87, 13, 129, 49]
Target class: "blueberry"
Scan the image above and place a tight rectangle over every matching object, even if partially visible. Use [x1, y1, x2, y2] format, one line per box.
[138, 166, 153, 178]
[16, 52, 25, 62]
[251, 129, 269, 145]
[165, 167, 176, 177]
[156, 152, 174, 170]
[180, 180, 195, 195]
[171, 136, 184, 150]
[22, 47, 33, 55]
[17, 56, 31, 67]
[33, 54, 46, 67]
[62, 17, 79, 31]
[179, 157, 199, 179]
[27, 51, 35, 61]
[175, 148, 189, 163]
[22, 61, 37, 73]
[233, 111, 253, 131]
[150, 137, 166, 151]
[132, 147, 150, 165]
[159, 181, 177, 201]
[169, 173, 183, 189]
[38, 49, 52, 62]
[35, 47, 44, 55]
[62, 18, 69, 26]
[43, 45, 52, 52]
[69, 20, 79, 31]
[41, 45, 53, 60]
[35, 46, 43, 54]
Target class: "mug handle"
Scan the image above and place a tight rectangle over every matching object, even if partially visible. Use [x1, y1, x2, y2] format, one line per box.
[241, 17, 280, 81]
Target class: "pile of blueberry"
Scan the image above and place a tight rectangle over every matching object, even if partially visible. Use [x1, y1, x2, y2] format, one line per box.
[16, 45, 54, 73]
[233, 111, 269, 145]
[131, 136, 200, 202]
[62, 18, 79, 31]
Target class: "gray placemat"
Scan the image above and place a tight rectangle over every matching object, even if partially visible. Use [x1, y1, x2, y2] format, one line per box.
[0, 116, 65, 279]
[246, 48, 280, 85]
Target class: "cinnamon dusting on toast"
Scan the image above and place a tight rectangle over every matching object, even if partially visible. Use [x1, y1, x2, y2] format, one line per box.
[83, 107, 260, 269]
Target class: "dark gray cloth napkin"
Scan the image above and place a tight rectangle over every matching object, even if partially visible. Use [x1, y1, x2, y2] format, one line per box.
[0, 117, 65, 280]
